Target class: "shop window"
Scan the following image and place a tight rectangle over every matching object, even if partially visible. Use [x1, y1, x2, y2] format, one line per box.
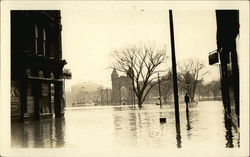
[11, 81, 21, 116]
[50, 83, 55, 113]
[41, 83, 50, 114]
[26, 82, 34, 114]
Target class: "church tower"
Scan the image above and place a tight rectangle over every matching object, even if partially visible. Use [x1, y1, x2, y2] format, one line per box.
[111, 68, 120, 104]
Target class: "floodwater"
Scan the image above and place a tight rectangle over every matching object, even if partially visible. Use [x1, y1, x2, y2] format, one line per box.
[11, 101, 240, 149]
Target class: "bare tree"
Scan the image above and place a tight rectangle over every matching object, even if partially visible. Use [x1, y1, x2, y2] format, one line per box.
[196, 80, 209, 99]
[178, 59, 207, 102]
[111, 44, 167, 108]
[161, 70, 173, 104]
[207, 80, 221, 100]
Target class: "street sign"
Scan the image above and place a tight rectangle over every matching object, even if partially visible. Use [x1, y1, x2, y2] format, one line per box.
[209, 51, 219, 65]
[11, 81, 21, 116]
[62, 68, 72, 79]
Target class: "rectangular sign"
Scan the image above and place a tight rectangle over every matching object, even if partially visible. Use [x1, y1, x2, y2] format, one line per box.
[11, 81, 21, 116]
[209, 51, 219, 65]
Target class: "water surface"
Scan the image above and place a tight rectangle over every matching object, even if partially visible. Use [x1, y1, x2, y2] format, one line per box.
[11, 101, 240, 149]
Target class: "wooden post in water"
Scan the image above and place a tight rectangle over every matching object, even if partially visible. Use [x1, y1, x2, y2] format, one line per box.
[169, 10, 180, 125]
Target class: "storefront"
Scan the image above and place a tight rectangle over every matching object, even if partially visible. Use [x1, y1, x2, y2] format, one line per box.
[209, 10, 239, 126]
[11, 11, 68, 121]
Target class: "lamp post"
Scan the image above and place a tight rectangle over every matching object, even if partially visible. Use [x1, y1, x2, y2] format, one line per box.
[106, 88, 108, 105]
[158, 73, 162, 107]
[186, 83, 191, 96]
[185, 83, 191, 115]
[119, 81, 121, 105]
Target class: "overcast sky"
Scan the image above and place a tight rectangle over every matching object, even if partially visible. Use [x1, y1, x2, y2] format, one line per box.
[61, 6, 220, 89]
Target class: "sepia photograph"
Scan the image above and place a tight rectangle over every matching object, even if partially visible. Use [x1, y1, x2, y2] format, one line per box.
[0, 1, 249, 157]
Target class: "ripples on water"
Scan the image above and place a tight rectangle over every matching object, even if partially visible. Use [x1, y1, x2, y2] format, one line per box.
[11, 101, 240, 149]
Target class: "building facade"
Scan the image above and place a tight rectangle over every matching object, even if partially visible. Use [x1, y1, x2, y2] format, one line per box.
[209, 10, 239, 126]
[11, 10, 67, 121]
[111, 68, 134, 105]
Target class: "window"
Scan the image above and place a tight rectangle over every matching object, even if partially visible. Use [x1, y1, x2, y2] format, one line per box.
[42, 28, 46, 56]
[34, 24, 38, 54]
[34, 25, 46, 56]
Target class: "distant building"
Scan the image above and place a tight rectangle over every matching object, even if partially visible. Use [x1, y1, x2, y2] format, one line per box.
[68, 82, 103, 106]
[11, 10, 69, 121]
[111, 68, 160, 105]
[111, 68, 134, 105]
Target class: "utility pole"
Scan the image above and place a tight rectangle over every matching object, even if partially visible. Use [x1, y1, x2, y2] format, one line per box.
[106, 88, 108, 105]
[158, 73, 162, 107]
[119, 81, 121, 105]
[169, 10, 180, 125]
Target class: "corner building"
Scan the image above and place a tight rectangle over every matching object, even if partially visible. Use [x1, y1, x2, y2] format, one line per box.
[11, 10, 67, 121]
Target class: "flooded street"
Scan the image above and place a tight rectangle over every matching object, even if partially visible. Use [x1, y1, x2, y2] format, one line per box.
[6, 5, 247, 157]
[11, 101, 239, 149]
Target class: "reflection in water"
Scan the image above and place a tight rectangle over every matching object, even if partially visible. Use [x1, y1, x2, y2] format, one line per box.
[12, 118, 65, 148]
[128, 112, 138, 138]
[11, 101, 240, 149]
[185, 109, 192, 141]
[33, 121, 43, 147]
[186, 110, 191, 131]
[175, 123, 182, 148]
[224, 113, 234, 148]
[54, 118, 65, 147]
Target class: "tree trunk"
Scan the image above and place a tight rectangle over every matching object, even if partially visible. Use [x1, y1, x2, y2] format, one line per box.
[191, 82, 197, 102]
[138, 97, 143, 109]
[163, 96, 167, 104]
